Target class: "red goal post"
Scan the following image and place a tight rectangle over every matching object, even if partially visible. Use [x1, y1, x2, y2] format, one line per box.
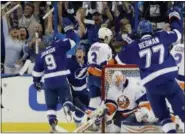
[101, 64, 139, 133]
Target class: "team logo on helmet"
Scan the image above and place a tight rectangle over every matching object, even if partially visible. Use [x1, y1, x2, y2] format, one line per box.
[117, 95, 130, 109]
[75, 67, 87, 80]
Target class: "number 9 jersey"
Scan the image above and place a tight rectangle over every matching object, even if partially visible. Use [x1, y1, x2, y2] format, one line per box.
[32, 38, 76, 89]
[87, 42, 112, 76]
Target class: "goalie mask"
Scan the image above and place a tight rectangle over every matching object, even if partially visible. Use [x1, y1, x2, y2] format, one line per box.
[112, 71, 127, 90]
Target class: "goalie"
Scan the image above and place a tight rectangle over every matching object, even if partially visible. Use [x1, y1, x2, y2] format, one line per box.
[104, 71, 160, 133]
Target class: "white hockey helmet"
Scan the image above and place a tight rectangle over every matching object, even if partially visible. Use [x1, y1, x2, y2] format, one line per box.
[98, 27, 113, 44]
[112, 71, 126, 89]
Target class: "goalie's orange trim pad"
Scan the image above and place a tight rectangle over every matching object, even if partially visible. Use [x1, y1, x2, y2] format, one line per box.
[106, 103, 117, 115]
[139, 102, 151, 110]
[88, 67, 102, 77]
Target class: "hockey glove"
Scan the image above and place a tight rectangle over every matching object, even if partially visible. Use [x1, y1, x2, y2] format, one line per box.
[34, 82, 43, 91]
[168, 6, 181, 21]
[135, 107, 158, 123]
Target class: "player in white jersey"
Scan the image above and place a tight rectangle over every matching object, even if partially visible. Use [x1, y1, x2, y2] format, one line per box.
[170, 43, 184, 90]
[87, 27, 113, 110]
[105, 71, 160, 133]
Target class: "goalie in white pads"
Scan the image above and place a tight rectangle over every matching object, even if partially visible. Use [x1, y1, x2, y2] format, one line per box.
[105, 71, 160, 133]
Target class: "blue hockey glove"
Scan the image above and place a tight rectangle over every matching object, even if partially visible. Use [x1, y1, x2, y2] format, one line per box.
[168, 6, 181, 21]
[34, 82, 43, 91]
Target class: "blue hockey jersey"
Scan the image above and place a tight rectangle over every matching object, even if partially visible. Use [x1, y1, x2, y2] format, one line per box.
[32, 38, 75, 89]
[115, 20, 182, 89]
[67, 56, 88, 93]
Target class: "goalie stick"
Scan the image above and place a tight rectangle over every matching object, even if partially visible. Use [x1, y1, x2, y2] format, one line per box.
[55, 101, 106, 132]
[73, 101, 106, 132]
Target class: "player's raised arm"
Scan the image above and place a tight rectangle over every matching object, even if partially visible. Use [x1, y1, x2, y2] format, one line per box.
[61, 38, 76, 51]
[115, 43, 135, 65]
[160, 6, 182, 45]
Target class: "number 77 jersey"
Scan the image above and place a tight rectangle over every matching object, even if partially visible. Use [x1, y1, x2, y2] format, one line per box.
[115, 30, 181, 88]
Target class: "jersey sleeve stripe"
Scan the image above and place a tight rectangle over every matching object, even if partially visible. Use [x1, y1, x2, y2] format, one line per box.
[115, 55, 126, 65]
[72, 84, 87, 91]
[140, 66, 178, 85]
[44, 70, 70, 79]
[69, 39, 76, 49]
[173, 29, 182, 42]
[32, 70, 44, 77]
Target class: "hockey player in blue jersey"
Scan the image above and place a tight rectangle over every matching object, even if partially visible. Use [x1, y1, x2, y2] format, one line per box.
[115, 7, 185, 133]
[67, 45, 89, 126]
[32, 37, 76, 132]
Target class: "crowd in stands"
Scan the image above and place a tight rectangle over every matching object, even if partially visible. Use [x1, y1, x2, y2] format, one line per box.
[1, 1, 184, 74]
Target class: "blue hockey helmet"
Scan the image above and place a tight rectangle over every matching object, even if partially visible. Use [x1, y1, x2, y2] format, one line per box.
[137, 20, 153, 35]
[76, 45, 85, 52]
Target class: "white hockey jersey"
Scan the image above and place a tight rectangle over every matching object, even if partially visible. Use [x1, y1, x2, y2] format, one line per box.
[170, 43, 184, 82]
[106, 77, 147, 116]
[87, 42, 113, 77]
[88, 42, 112, 66]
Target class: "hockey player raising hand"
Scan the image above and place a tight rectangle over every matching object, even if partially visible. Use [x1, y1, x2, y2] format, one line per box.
[115, 7, 185, 133]
[105, 71, 159, 133]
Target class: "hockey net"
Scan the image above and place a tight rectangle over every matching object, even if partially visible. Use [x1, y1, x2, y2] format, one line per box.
[101, 64, 140, 133]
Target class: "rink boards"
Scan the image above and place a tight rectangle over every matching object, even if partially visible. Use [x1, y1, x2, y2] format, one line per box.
[1, 76, 76, 132]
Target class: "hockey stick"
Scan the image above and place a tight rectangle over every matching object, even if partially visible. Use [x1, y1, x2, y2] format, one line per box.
[73, 116, 97, 132]
[35, 32, 39, 54]
[73, 101, 106, 132]
[5, 4, 21, 15]
[55, 125, 69, 132]
[42, 7, 54, 20]
[1, 2, 11, 10]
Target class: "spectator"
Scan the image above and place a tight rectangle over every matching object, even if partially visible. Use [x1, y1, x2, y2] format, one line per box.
[74, 8, 90, 51]
[18, 2, 39, 37]
[2, 14, 25, 74]
[113, 18, 132, 53]
[19, 27, 29, 42]
[142, 2, 169, 30]
[23, 23, 47, 74]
